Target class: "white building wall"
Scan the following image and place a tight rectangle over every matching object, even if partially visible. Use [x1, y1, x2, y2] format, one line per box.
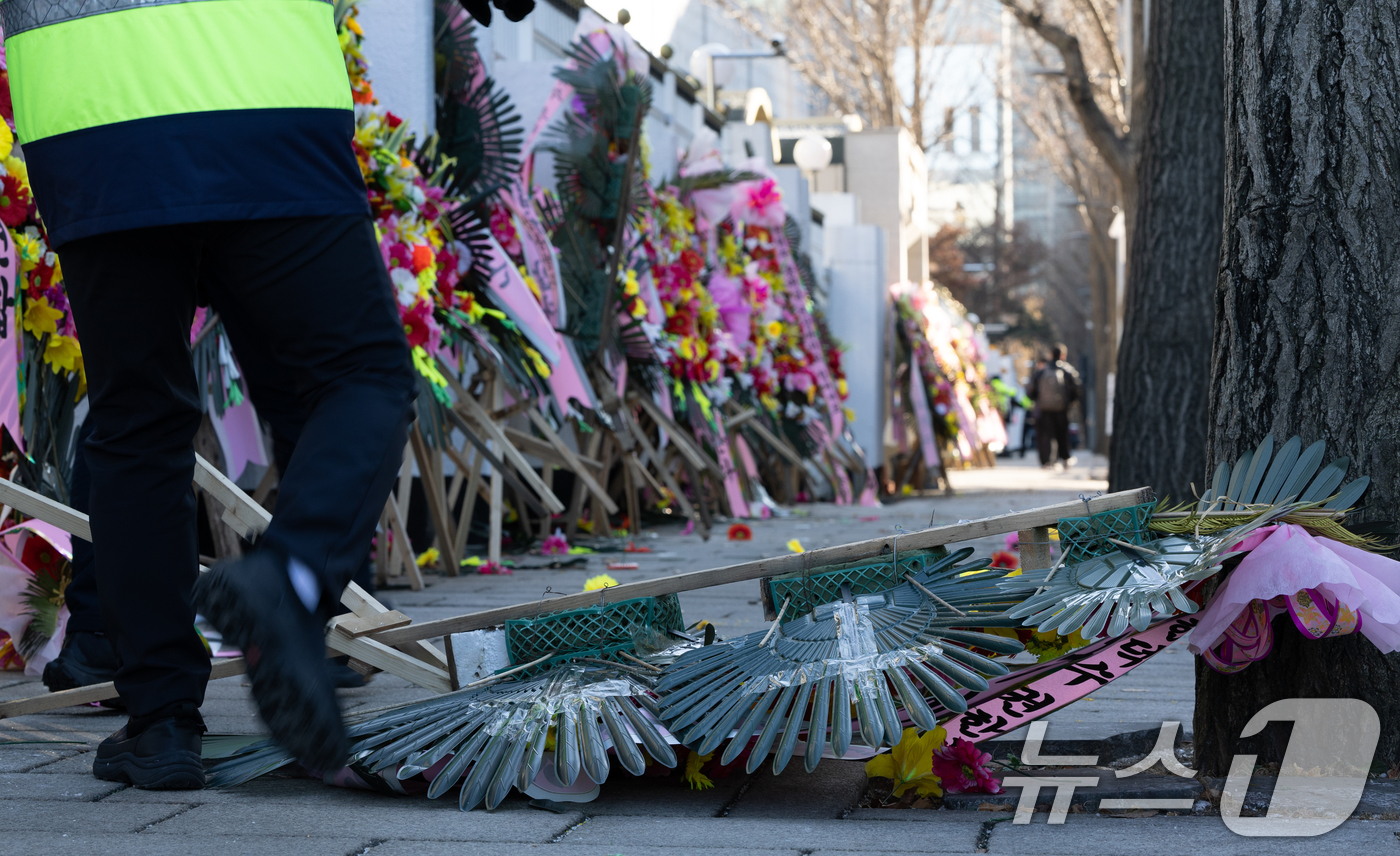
[825, 224, 887, 465]
[356, 0, 436, 138]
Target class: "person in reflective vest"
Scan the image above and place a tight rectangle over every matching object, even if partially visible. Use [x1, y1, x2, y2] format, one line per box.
[4, 0, 418, 789]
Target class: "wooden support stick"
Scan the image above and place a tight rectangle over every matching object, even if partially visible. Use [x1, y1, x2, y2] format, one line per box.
[540, 465, 555, 540]
[525, 408, 618, 514]
[730, 409, 804, 467]
[622, 452, 641, 536]
[621, 408, 704, 538]
[373, 488, 1154, 646]
[438, 362, 565, 513]
[634, 394, 722, 478]
[488, 461, 503, 566]
[452, 445, 484, 563]
[0, 658, 248, 719]
[1017, 526, 1056, 572]
[383, 497, 423, 591]
[409, 423, 458, 575]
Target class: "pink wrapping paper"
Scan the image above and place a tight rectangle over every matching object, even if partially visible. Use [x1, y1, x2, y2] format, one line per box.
[1189, 524, 1400, 657]
[0, 227, 19, 449]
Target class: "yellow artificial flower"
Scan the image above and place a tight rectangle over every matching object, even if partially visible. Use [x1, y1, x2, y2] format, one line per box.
[584, 574, 618, 592]
[704, 359, 721, 382]
[864, 726, 946, 798]
[23, 297, 63, 337]
[411, 346, 449, 389]
[14, 232, 42, 271]
[3, 156, 27, 190]
[678, 338, 695, 361]
[786, 539, 804, 554]
[623, 269, 640, 297]
[759, 393, 779, 413]
[44, 334, 82, 375]
[0, 122, 11, 160]
[346, 16, 363, 35]
[837, 378, 849, 397]
[416, 547, 440, 568]
[844, 407, 856, 424]
[765, 320, 783, 339]
[1026, 629, 1090, 663]
[522, 269, 542, 301]
[685, 750, 715, 790]
[524, 346, 552, 378]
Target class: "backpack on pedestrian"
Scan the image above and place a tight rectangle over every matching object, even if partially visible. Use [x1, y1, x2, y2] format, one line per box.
[1036, 365, 1070, 412]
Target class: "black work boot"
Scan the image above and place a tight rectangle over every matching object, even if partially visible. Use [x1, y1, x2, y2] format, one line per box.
[43, 631, 120, 692]
[192, 552, 347, 773]
[93, 703, 206, 789]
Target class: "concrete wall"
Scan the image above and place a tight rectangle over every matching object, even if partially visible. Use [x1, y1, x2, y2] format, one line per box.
[356, 0, 436, 138]
[843, 128, 928, 285]
[825, 224, 887, 465]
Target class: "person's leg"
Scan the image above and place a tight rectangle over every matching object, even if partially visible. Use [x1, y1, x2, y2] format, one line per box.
[1036, 411, 1053, 465]
[58, 419, 100, 635]
[42, 418, 123, 695]
[204, 215, 415, 602]
[1054, 412, 1072, 463]
[60, 224, 207, 788]
[194, 215, 415, 771]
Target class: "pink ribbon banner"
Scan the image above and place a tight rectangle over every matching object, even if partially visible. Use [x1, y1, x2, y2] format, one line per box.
[0, 227, 18, 448]
[775, 234, 843, 436]
[942, 614, 1200, 744]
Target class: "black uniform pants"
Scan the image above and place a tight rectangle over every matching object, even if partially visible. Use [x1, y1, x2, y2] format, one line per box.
[1037, 409, 1071, 465]
[60, 215, 418, 718]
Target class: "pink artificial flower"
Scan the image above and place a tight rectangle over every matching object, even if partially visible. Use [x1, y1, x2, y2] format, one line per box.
[744, 274, 769, 306]
[786, 371, 814, 393]
[730, 178, 785, 228]
[387, 242, 412, 270]
[708, 272, 752, 342]
[479, 560, 512, 575]
[931, 739, 1002, 794]
[541, 530, 570, 556]
[489, 205, 522, 257]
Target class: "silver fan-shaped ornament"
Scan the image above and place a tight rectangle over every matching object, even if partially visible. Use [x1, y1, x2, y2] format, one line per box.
[1003, 535, 1225, 638]
[654, 548, 1024, 777]
[1006, 433, 1373, 641]
[1004, 502, 1314, 640]
[207, 663, 677, 810]
[1198, 434, 1368, 512]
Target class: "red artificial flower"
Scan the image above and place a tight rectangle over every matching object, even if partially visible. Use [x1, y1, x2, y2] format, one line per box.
[385, 112, 404, 129]
[410, 244, 434, 274]
[402, 302, 432, 348]
[727, 523, 753, 541]
[990, 550, 1019, 570]
[0, 174, 30, 227]
[0, 70, 13, 125]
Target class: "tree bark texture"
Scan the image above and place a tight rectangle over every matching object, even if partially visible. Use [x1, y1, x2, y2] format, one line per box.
[1108, 0, 1223, 502]
[1196, 0, 1400, 776]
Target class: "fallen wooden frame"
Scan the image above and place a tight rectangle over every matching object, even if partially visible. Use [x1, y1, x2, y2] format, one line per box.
[371, 487, 1153, 646]
[0, 455, 451, 717]
[0, 461, 1154, 715]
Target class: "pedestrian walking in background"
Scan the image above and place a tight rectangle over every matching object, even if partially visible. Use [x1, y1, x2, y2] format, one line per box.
[1028, 345, 1080, 470]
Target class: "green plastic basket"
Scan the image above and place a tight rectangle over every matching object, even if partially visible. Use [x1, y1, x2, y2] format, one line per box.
[766, 548, 948, 617]
[1056, 501, 1157, 564]
[504, 593, 685, 674]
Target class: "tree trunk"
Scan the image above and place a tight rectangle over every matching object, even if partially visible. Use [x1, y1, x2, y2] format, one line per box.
[1195, 0, 1400, 776]
[1108, 0, 1223, 502]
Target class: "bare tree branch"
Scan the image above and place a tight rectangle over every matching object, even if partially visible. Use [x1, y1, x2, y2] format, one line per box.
[715, 0, 955, 151]
[999, 0, 1132, 184]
